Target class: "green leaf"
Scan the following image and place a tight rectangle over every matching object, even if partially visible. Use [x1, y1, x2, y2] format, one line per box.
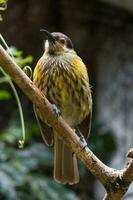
[0, 0, 7, 21]
[6, 46, 33, 67]
[0, 90, 11, 100]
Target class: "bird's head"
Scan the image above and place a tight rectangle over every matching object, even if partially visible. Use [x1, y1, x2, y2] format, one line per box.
[41, 29, 74, 55]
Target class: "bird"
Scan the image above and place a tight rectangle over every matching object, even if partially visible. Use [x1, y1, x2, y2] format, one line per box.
[33, 30, 92, 185]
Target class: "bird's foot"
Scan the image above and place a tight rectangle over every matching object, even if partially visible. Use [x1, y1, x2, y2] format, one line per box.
[76, 128, 87, 150]
[80, 136, 87, 150]
[52, 104, 61, 118]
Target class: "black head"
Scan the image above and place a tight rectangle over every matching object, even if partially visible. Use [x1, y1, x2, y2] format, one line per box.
[40, 29, 74, 54]
[51, 32, 73, 49]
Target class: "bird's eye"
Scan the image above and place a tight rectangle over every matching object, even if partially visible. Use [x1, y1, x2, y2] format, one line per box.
[60, 38, 65, 45]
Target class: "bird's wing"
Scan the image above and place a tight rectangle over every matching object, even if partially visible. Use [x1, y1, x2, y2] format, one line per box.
[78, 105, 92, 139]
[33, 105, 54, 146]
[73, 56, 92, 139]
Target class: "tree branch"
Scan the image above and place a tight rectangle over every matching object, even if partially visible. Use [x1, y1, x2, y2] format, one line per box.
[0, 44, 133, 199]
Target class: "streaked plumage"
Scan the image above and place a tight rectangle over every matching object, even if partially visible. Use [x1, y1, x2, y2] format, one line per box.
[33, 31, 92, 184]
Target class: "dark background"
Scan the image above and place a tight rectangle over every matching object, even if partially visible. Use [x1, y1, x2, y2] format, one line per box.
[0, 0, 133, 199]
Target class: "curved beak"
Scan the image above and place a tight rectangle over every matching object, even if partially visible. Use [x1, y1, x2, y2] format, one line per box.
[40, 29, 55, 44]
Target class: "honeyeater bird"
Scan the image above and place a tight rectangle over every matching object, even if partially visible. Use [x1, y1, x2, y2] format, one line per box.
[33, 30, 92, 185]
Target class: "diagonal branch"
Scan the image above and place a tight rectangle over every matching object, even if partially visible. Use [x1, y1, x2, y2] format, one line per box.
[0, 44, 133, 200]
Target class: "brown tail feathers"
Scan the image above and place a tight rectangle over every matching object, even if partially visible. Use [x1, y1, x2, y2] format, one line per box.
[54, 132, 79, 185]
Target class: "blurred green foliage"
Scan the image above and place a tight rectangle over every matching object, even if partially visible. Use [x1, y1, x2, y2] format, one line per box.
[0, 141, 79, 200]
[7, 47, 33, 68]
[0, 46, 33, 100]
[89, 121, 117, 162]
[0, 89, 11, 100]
[0, 112, 39, 144]
[0, 0, 7, 21]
